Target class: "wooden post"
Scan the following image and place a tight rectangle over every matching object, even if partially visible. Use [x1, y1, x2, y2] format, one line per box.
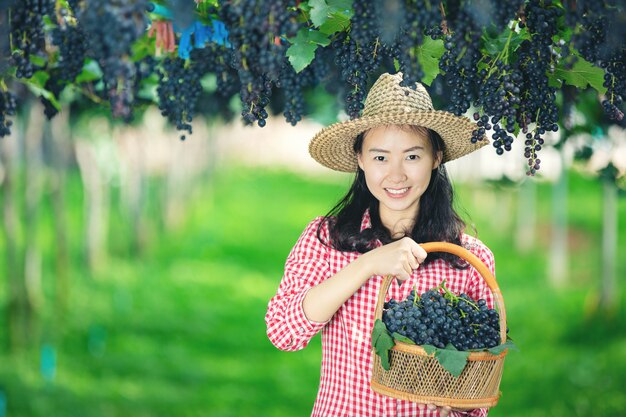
[600, 180, 618, 311]
[49, 108, 72, 316]
[549, 156, 568, 287]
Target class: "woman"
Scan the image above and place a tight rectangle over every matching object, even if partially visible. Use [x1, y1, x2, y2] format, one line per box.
[265, 72, 496, 417]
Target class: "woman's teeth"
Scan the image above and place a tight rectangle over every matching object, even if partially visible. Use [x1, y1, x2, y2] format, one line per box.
[386, 188, 408, 195]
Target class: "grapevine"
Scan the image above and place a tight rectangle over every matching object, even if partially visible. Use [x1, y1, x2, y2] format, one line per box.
[0, 0, 623, 174]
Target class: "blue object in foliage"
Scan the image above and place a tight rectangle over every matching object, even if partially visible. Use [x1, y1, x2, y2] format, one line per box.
[0, 389, 6, 417]
[40, 344, 57, 383]
[148, 2, 231, 59]
[178, 25, 195, 59]
[209, 20, 230, 46]
[178, 19, 231, 59]
[149, 2, 173, 19]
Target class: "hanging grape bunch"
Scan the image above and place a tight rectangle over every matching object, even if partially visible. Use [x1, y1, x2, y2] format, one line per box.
[382, 282, 503, 351]
[0, 1, 624, 175]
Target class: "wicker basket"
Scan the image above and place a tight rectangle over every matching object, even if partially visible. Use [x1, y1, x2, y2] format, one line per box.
[370, 242, 508, 409]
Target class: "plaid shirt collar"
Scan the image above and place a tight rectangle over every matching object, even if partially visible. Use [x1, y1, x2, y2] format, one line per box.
[360, 208, 372, 232]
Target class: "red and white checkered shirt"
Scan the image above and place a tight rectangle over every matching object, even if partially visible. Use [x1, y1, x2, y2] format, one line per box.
[266, 211, 496, 417]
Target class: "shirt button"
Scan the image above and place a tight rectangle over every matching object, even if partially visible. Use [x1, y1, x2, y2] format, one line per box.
[298, 327, 305, 333]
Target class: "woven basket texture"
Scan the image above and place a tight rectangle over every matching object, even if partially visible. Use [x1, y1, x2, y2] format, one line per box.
[370, 242, 508, 409]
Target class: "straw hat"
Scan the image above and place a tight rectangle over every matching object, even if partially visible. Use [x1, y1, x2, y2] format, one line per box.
[309, 72, 489, 172]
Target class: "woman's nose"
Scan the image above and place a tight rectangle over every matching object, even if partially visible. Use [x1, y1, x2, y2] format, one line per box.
[387, 161, 407, 183]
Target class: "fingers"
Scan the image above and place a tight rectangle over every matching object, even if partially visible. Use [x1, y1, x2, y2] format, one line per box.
[412, 242, 428, 264]
[427, 404, 451, 417]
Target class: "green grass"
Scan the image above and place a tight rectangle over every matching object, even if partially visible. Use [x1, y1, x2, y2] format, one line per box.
[1, 166, 625, 417]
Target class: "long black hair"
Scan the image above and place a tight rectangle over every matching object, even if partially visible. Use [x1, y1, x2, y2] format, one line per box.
[317, 126, 467, 267]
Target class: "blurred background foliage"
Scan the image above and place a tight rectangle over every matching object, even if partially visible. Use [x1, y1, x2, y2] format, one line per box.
[0, 102, 625, 417]
[1, 1, 626, 415]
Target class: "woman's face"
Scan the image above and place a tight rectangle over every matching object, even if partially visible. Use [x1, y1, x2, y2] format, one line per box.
[357, 125, 441, 232]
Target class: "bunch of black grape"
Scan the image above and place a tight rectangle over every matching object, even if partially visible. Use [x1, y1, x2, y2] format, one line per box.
[439, 3, 483, 117]
[9, 0, 55, 79]
[219, 0, 299, 127]
[566, 1, 626, 122]
[78, 0, 149, 120]
[274, 44, 328, 126]
[51, 23, 88, 84]
[332, 0, 382, 119]
[156, 56, 203, 140]
[471, 60, 523, 151]
[161, 44, 240, 135]
[0, 89, 17, 138]
[488, 0, 524, 31]
[382, 285, 501, 351]
[513, 0, 562, 175]
[376, 0, 443, 89]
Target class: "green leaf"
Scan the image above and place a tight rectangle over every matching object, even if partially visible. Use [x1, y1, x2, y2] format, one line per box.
[553, 57, 607, 94]
[421, 344, 437, 356]
[286, 28, 330, 72]
[75, 60, 103, 83]
[372, 319, 394, 371]
[416, 38, 444, 86]
[481, 26, 530, 56]
[298, 2, 311, 13]
[487, 338, 519, 355]
[548, 73, 563, 89]
[29, 54, 48, 68]
[308, 0, 331, 27]
[371, 319, 384, 347]
[23, 71, 61, 111]
[309, 0, 353, 33]
[131, 33, 156, 62]
[28, 70, 50, 89]
[435, 344, 470, 377]
[319, 11, 352, 35]
[392, 332, 416, 345]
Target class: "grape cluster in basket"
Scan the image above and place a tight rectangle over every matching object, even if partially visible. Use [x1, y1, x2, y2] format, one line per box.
[382, 282, 502, 351]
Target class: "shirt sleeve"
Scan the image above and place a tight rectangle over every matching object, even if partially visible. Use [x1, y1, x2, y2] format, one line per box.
[265, 217, 332, 352]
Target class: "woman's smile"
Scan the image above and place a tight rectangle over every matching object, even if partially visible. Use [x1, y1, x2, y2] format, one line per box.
[384, 187, 411, 197]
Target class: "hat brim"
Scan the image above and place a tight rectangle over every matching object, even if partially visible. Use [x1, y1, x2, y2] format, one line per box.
[309, 110, 489, 172]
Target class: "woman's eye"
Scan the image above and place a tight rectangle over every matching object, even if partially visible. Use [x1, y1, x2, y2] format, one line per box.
[407, 154, 420, 160]
[374, 156, 386, 161]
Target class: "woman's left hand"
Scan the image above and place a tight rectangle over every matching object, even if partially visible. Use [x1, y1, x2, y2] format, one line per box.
[427, 404, 468, 416]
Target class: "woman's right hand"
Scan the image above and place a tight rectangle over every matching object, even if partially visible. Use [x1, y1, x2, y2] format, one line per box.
[360, 237, 427, 282]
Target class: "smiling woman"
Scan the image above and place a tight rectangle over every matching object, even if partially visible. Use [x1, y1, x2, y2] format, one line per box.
[356, 125, 442, 237]
[265, 72, 498, 417]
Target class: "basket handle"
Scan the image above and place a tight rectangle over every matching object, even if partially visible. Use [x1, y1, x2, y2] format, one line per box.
[373, 242, 507, 344]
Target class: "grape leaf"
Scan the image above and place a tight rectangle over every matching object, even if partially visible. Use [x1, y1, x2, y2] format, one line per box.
[319, 11, 352, 35]
[29, 54, 48, 68]
[553, 57, 607, 94]
[481, 26, 530, 56]
[435, 344, 470, 377]
[416, 38, 444, 86]
[372, 319, 394, 371]
[487, 338, 519, 355]
[421, 344, 437, 356]
[75, 60, 103, 83]
[392, 332, 416, 345]
[309, 0, 353, 30]
[287, 28, 330, 72]
[23, 71, 61, 111]
[28, 70, 49, 89]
